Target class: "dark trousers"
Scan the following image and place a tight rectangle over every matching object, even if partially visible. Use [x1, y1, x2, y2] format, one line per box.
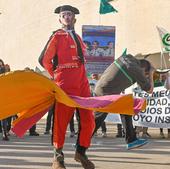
[117, 124, 123, 135]
[6, 117, 12, 132]
[101, 121, 107, 133]
[45, 106, 54, 132]
[29, 124, 36, 133]
[69, 109, 80, 133]
[94, 112, 107, 133]
[120, 114, 136, 143]
[0, 116, 12, 133]
[160, 128, 170, 133]
[94, 112, 137, 143]
[0, 119, 7, 134]
[69, 114, 75, 133]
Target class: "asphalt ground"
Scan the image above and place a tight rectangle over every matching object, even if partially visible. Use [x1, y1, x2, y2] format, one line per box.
[0, 120, 170, 169]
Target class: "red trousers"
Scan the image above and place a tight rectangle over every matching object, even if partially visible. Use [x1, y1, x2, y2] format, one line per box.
[52, 66, 95, 149]
[53, 103, 95, 148]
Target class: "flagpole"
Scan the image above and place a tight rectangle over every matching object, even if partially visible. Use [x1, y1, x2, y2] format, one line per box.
[98, 15, 101, 25]
[156, 26, 166, 70]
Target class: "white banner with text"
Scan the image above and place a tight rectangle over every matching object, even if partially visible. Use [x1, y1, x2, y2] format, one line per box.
[105, 86, 170, 128]
[133, 86, 170, 128]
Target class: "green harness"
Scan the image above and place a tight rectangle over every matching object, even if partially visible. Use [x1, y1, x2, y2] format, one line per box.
[114, 60, 133, 85]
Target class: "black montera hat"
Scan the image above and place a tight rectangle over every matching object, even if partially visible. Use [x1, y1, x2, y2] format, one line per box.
[54, 5, 79, 14]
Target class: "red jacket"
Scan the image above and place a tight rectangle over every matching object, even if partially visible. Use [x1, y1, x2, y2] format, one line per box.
[39, 29, 90, 96]
[39, 29, 86, 77]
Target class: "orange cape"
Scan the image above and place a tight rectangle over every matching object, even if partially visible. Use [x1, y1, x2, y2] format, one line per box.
[0, 71, 146, 137]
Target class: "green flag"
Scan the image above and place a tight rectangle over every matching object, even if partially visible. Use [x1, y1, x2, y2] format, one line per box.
[156, 26, 170, 52]
[122, 48, 127, 56]
[87, 72, 91, 78]
[99, 0, 118, 14]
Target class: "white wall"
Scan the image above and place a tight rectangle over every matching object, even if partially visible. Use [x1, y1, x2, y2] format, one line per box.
[1, 0, 170, 70]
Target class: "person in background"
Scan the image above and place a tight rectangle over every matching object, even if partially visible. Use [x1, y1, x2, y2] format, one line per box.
[0, 59, 9, 141]
[69, 114, 76, 137]
[4, 64, 13, 136]
[29, 125, 39, 136]
[0, 63, 17, 138]
[44, 105, 55, 135]
[94, 54, 155, 150]
[90, 73, 107, 137]
[0, 59, 5, 73]
[164, 71, 170, 90]
[115, 124, 125, 138]
[104, 41, 114, 57]
[90, 41, 105, 57]
[4, 64, 10, 72]
[39, 5, 95, 169]
[83, 41, 91, 56]
[159, 72, 170, 138]
[135, 126, 151, 138]
[69, 109, 79, 138]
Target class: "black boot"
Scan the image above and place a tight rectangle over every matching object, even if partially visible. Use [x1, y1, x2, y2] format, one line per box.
[1, 120, 9, 141]
[2, 132, 9, 141]
[116, 124, 123, 138]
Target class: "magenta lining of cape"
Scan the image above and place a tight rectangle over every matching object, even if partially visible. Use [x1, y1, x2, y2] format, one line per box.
[12, 95, 145, 137]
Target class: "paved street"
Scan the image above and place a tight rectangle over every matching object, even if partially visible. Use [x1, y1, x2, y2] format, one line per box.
[0, 120, 170, 169]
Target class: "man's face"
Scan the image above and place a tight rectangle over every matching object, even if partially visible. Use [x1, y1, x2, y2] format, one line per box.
[59, 11, 75, 27]
[0, 61, 4, 67]
[108, 42, 113, 49]
[92, 74, 98, 80]
[92, 42, 98, 49]
[0, 61, 5, 73]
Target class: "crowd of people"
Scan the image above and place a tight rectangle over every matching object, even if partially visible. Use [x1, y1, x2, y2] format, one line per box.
[84, 40, 114, 57]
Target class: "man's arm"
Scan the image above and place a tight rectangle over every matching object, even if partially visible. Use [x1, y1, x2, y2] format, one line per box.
[39, 34, 58, 78]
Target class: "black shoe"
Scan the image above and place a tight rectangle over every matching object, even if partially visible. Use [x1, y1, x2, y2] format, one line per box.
[44, 131, 50, 135]
[69, 131, 75, 138]
[29, 131, 39, 136]
[2, 135, 9, 141]
[116, 133, 123, 138]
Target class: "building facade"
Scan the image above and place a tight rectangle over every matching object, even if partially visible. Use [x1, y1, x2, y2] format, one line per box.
[0, 0, 170, 70]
